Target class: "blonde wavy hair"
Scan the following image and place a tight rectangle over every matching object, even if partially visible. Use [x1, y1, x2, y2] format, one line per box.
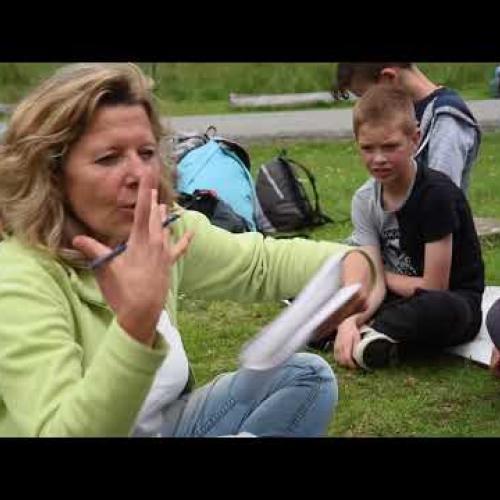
[0, 62, 176, 267]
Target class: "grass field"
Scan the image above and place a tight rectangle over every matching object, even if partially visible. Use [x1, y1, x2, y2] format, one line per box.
[0, 62, 497, 116]
[177, 131, 500, 437]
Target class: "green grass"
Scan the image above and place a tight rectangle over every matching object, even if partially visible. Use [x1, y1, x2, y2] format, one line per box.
[177, 131, 500, 437]
[0, 62, 497, 116]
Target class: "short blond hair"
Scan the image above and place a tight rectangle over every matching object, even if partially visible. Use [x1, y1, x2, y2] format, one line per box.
[352, 83, 418, 139]
[0, 63, 176, 266]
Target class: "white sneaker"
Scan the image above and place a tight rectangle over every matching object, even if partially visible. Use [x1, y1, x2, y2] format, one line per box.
[353, 327, 399, 371]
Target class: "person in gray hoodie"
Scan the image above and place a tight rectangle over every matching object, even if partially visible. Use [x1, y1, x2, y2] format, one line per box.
[333, 63, 481, 195]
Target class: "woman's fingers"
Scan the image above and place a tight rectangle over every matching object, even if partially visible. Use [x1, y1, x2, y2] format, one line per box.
[130, 171, 154, 245]
[150, 189, 162, 233]
[72, 234, 111, 261]
[116, 171, 190, 267]
[170, 231, 194, 263]
[148, 189, 164, 247]
[159, 203, 170, 245]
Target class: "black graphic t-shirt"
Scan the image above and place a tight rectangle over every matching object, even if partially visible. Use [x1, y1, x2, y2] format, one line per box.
[350, 165, 484, 299]
[350, 164, 417, 275]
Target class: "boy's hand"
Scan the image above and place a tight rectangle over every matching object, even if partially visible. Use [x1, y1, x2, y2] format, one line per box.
[312, 289, 367, 342]
[490, 347, 500, 378]
[333, 317, 361, 370]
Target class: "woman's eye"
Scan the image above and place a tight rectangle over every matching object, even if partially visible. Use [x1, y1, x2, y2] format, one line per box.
[95, 154, 120, 166]
[140, 149, 156, 160]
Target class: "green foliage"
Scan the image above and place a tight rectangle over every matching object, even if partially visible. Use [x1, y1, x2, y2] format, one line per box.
[419, 62, 496, 98]
[0, 63, 61, 103]
[178, 132, 500, 437]
[0, 63, 497, 115]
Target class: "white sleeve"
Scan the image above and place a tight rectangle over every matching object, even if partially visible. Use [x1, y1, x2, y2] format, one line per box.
[132, 310, 190, 436]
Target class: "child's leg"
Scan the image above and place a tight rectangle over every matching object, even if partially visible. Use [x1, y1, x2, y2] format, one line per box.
[165, 353, 337, 437]
[372, 289, 481, 347]
[486, 298, 500, 348]
[353, 289, 481, 370]
[486, 298, 500, 377]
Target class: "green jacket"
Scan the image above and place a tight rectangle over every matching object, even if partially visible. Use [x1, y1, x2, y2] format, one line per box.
[0, 209, 348, 436]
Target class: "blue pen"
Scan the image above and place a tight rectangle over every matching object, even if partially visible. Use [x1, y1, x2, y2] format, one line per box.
[88, 213, 181, 270]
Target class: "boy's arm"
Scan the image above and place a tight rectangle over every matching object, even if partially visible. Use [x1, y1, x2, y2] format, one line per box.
[385, 233, 453, 297]
[333, 245, 386, 369]
[342, 245, 386, 326]
[332, 189, 387, 369]
[313, 246, 382, 343]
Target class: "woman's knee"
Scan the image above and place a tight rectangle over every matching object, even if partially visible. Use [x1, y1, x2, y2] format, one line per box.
[228, 352, 337, 406]
[287, 353, 337, 392]
[286, 353, 339, 428]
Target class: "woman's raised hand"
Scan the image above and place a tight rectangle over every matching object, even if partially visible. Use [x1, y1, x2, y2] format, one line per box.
[73, 171, 193, 345]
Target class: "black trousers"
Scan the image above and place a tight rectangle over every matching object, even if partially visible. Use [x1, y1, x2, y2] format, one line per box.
[309, 289, 482, 352]
[371, 289, 482, 348]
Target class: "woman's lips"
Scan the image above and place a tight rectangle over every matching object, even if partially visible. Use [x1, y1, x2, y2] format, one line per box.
[118, 206, 135, 216]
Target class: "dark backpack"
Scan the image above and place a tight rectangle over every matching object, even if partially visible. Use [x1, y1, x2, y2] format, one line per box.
[177, 189, 251, 233]
[255, 150, 332, 233]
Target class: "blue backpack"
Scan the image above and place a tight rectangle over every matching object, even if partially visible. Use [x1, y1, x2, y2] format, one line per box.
[172, 128, 273, 232]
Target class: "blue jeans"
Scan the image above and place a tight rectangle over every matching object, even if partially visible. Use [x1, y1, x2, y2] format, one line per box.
[159, 353, 338, 437]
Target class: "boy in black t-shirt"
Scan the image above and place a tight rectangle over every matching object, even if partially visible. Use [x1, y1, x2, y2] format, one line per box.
[333, 84, 485, 371]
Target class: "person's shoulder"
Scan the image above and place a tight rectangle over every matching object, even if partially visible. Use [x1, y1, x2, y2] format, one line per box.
[434, 87, 465, 106]
[353, 177, 377, 202]
[423, 167, 462, 190]
[0, 238, 64, 283]
[433, 87, 477, 122]
[171, 205, 210, 236]
[0, 237, 42, 266]
[416, 167, 464, 204]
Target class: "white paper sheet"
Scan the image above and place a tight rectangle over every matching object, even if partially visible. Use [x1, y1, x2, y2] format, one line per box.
[446, 286, 500, 366]
[240, 253, 361, 371]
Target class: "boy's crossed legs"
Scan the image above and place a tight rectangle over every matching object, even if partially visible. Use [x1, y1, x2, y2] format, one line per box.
[313, 289, 481, 371]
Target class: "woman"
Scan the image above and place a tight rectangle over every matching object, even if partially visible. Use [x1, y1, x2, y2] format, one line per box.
[0, 63, 376, 437]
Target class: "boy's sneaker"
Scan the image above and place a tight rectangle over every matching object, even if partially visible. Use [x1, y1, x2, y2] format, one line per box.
[219, 432, 256, 438]
[353, 326, 399, 371]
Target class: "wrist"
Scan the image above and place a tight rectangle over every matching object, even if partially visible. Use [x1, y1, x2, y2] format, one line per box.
[117, 311, 159, 346]
[339, 314, 358, 330]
